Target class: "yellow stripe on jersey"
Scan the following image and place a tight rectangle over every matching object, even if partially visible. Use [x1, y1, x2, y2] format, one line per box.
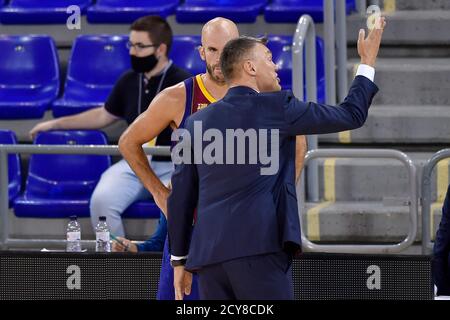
[196, 74, 217, 103]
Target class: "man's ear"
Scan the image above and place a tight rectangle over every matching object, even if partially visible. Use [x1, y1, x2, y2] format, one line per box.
[243, 60, 256, 76]
[157, 43, 168, 59]
[198, 46, 206, 61]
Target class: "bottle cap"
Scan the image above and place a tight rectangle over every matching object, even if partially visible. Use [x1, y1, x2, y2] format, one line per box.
[99, 216, 106, 221]
[70, 215, 77, 221]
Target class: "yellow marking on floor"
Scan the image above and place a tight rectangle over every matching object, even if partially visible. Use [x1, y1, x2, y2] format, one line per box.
[383, 0, 396, 13]
[338, 63, 362, 144]
[339, 131, 352, 144]
[324, 158, 336, 201]
[306, 201, 333, 242]
[305, 158, 337, 241]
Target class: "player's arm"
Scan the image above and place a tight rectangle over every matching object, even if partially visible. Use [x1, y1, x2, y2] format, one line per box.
[119, 83, 186, 215]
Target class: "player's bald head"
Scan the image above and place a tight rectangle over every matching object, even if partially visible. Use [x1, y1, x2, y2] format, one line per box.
[201, 17, 239, 44]
[199, 17, 239, 84]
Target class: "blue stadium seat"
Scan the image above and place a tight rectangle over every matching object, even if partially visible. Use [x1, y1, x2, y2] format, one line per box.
[0, 0, 91, 24]
[266, 35, 325, 103]
[264, 0, 356, 23]
[122, 201, 160, 219]
[14, 130, 111, 218]
[87, 0, 179, 23]
[0, 130, 21, 207]
[176, 0, 267, 23]
[52, 35, 130, 117]
[170, 35, 204, 76]
[0, 35, 59, 119]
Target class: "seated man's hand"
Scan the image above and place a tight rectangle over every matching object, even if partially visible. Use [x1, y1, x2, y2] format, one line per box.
[112, 237, 138, 252]
[29, 120, 57, 140]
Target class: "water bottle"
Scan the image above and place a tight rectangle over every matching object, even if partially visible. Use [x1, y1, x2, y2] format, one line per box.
[95, 216, 111, 252]
[66, 215, 82, 252]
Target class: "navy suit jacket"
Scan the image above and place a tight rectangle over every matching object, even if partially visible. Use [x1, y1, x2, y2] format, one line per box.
[433, 185, 450, 296]
[168, 75, 379, 270]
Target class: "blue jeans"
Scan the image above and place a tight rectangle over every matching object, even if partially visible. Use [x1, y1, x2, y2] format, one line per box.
[89, 159, 173, 237]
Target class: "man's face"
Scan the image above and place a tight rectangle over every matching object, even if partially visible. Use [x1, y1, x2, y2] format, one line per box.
[252, 43, 281, 92]
[200, 32, 237, 84]
[128, 31, 158, 57]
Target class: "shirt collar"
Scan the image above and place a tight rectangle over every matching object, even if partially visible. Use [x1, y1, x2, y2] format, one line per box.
[225, 86, 259, 97]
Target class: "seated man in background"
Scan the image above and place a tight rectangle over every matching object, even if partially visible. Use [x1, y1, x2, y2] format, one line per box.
[29, 15, 191, 244]
[433, 184, 450, 296]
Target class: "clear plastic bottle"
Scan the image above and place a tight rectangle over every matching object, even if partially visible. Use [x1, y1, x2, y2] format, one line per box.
[66, 215, 82, 252]
[95, 216, 111, 252]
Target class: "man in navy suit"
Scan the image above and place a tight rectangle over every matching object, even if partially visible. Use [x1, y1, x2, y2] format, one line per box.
[168, 18, 386, 300]
[433, 185, 450, 296]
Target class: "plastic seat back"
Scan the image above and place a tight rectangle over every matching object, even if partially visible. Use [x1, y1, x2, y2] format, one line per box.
[0, 35, 59, 118]
[64, 35, 130, 104]
[170, 36, 204, 76]
[25, 130, 111, 199]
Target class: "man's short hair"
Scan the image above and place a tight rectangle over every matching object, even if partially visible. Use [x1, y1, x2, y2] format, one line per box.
[220, 36, 268, 82]
[130, 16, 173, 55]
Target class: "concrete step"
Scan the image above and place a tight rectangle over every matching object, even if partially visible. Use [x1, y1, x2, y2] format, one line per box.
[347, 58, 450, 106]
[307, 153, 432, 202]
[302, 201, 444, 243]
[303, 201, 411, 242]
[348, 45, 450, 59]
[306, 152, 450, 202]
[396, 0, 450, 11]
[319, 106, 450, 144]
[347, 11, 450, 45]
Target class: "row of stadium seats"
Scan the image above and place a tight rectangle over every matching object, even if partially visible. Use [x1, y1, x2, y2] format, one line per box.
[0, 129, 160, 219]
[0, 34, 325, 119]
[0, 0, 356, 24]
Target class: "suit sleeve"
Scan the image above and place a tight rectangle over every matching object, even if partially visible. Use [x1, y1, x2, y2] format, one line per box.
[433, 185, 450, 295]
[167, 117, 199, 257]
[283, 75, 379, 136]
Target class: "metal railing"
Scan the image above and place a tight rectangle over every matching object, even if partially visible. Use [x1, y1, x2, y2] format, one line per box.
[335, 0, 349, 103]
[421, 149, 450, 254]
[297, 149, 418, 254]
[357, 0, 382, 15]
[295, 0, 369, 201]
[324, 0, 337, 106]
[324, 0, 354, 103]
[0, 144, 171, 249]
[356, 0, 368, 15]
[292, 14, 319, 202]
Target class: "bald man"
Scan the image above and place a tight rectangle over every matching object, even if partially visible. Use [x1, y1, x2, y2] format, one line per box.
[119, 18, 307, 300]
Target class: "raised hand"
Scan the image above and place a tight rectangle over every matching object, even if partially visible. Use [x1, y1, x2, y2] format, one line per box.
[357, 16, 387, 67]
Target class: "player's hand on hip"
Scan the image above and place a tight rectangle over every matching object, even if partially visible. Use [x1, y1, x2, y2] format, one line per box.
[154, 186, 170, 217]
[358, 16, 387, 67]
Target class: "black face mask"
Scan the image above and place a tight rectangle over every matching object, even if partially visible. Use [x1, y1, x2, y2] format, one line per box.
[130, 54, 158, 73]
